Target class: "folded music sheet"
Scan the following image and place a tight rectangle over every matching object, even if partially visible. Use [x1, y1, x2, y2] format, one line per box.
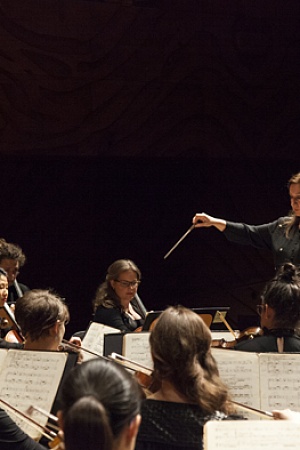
[204, 419, 300, 450]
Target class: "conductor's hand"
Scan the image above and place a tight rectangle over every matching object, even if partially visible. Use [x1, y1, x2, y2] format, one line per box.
[192, 213, 226, 232]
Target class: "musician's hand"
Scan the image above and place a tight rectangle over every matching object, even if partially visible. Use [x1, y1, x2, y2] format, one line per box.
[272, 409, 300, 421]
[69, 336, 82, 347]
[192, 213, 226, 231]
[56, 430, 65, 450]
[68, 337, 83, 364]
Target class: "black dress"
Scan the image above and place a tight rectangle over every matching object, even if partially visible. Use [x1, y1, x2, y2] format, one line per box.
[135, 399, 228, 450]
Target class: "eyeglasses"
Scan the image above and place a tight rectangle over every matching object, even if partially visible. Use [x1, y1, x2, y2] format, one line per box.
[256, 304, 265, 316]
[115, 280, 140, 288]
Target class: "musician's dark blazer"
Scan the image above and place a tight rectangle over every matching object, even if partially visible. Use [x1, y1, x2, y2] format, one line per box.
[235, 334, 300, 352]
[224, 217, 300, 269]
[93, 302, 144, 332]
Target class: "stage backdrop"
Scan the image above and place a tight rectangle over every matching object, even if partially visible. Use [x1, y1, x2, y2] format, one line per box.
[0, 0, 299, 335]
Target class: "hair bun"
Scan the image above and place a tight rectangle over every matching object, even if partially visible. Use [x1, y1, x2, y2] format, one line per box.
[279, 263, 298, 283]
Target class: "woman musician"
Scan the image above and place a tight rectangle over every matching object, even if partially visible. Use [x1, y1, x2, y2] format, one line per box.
[0, 268, 23, 347]
[92, 259, 147, 332]
[135, 305, 242, 450]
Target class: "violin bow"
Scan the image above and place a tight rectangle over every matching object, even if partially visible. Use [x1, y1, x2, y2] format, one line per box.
[217, 310, 237, 339]
[109, 352, 153, 376]
[231, 400, 273, 419]
[61, 339, 109, 361]
[0, 398, 57, 440]
[164, 224, 195, 259]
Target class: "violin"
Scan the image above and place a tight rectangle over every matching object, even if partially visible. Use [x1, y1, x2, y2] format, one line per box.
[211, 326, 264, 348]
[211, 311, 263, 348]
[0, 303, 24, 343]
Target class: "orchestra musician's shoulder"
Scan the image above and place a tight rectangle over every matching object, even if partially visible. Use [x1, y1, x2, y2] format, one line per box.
[0, 407, 47, 450]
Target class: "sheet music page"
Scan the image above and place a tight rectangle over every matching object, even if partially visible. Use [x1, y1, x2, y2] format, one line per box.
[0, 349, 67, 440]
[211, 349, 260, 418]
[204, 420, 300, 450]
[259, 353, 300, 412]
[122, 332, 153, 369]
[0, 348, 8, 369]
[81, 322, 121, 361]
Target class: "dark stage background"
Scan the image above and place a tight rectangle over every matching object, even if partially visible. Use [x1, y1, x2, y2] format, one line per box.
[0, 0, 299, 336]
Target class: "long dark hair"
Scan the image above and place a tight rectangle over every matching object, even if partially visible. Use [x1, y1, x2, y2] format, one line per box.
[59, 358, 141, 450]
[150, 305, 231, 414]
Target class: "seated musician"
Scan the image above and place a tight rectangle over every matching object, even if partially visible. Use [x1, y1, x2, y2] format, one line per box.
[0, 289, 82, 450]
[235, 262, 300, 353]
[1, 335, 142, 450]
[135, 305, 240, 450]
[56, 358, 142, 450]
[0, 238, 30, 307]
[14, 289, 81, 352]
[92, 259, 146, 332]
[0, 268, 23, 348]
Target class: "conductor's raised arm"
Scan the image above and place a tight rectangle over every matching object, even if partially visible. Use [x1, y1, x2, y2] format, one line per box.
[192, 212, 227, 232]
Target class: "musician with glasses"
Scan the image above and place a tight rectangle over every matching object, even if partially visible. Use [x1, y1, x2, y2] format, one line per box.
[92, 259, 146, 332]
[234, 263, 300, 352]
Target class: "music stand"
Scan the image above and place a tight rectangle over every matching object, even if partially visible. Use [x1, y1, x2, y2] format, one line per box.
[142, 307, 230, 331]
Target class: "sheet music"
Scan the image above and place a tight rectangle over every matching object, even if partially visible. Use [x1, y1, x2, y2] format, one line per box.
[259, 353, 300, 412]
[212, 349, 261, 418]
[81, 321, 121, 360]
[0, 349, 67, 440]
[122, 332, 153, 369]
[0, 348, 7, 368]
[204, 420, 300, 450]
